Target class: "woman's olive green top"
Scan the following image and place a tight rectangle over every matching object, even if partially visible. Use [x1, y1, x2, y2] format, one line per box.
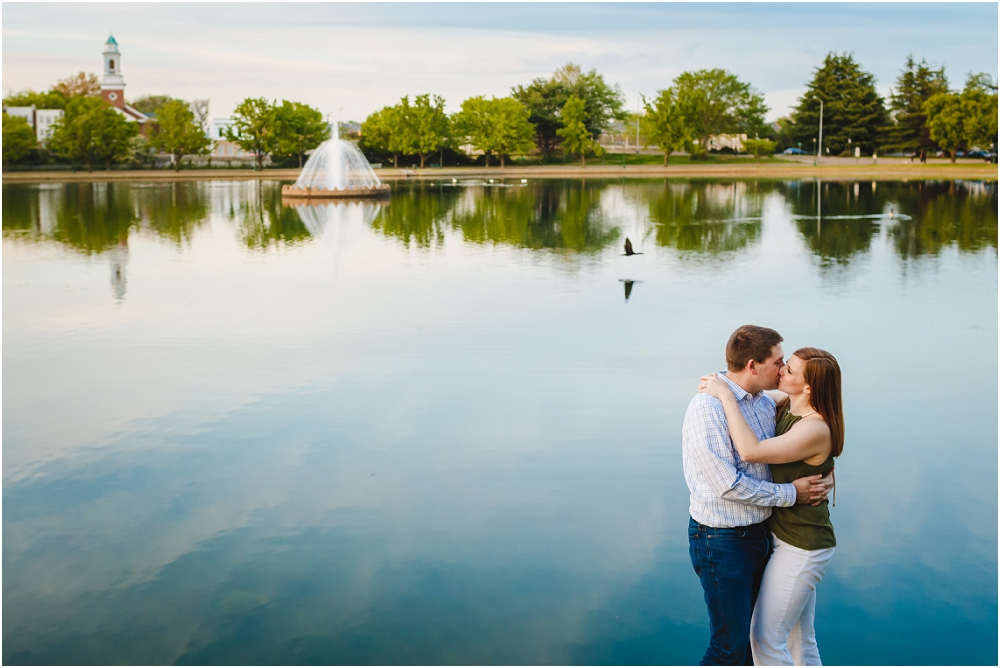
[768, 407, 837, 550]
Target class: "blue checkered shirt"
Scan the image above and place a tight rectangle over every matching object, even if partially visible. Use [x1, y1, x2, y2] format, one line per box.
[682, 372, 796, 528]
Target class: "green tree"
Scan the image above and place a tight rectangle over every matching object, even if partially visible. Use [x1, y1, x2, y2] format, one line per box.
[641, 89, 693, 166]
[272, 100, 331, 168]
[453, 96, 536, 167]
[742, 138, 776, 162]
[786, 53, 889, 155]
[924, 92, 965, 162]
[962, 73, 999, 153]
[224, 97, 276, 170]
[149, 99, 211, 171]
[882, 55, 949, 154]
[512, 63, 625, 156]
[48, 96, 138, 171]
[557, 95, 603, 165]
[360, 106, 400, 167]
[406, 94, 450, 168]
[3, 113, 38, 164]
[130, 95, 179, 115]
[3, 89, 68, 109]
[672, 69, 768, 155]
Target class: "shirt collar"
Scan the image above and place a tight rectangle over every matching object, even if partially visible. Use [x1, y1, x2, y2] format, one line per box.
[718, 371, 762, 402]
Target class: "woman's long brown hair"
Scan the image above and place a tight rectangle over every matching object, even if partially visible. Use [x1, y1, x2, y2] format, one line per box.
[795, 347, 845, 457]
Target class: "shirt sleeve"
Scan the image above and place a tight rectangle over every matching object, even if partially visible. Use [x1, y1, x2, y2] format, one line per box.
[685, 397, 796, 508]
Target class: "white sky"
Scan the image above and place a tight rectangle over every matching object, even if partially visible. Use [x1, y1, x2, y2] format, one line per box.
[3, 2, 997, 123]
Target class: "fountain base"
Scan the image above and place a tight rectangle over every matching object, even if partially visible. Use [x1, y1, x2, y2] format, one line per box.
[282, 184, 391, 199]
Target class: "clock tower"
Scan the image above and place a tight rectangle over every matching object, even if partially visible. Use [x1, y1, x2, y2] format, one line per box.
[100, 35, 126, 110]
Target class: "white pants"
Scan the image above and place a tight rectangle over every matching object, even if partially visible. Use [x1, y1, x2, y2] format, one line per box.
[751, 534, 835, 666]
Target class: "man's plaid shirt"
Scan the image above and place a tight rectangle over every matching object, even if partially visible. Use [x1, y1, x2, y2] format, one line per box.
[682, 372, 796, 528]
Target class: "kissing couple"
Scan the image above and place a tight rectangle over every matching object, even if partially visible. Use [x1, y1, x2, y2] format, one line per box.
[683, 325, 844, 665]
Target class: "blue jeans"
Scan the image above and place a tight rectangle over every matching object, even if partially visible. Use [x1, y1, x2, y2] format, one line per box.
[688, 517, 772, 666]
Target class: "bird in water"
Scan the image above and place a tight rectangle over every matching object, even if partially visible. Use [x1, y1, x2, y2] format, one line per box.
[889, 207, 895, 219]
[624, 237, 643, 256]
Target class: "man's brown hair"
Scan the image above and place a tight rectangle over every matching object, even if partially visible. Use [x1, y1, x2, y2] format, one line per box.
[725, 325, 783, 372]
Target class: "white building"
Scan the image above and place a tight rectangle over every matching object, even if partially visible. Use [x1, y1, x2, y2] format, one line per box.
[707, 133, 748, 152]
[35, 109, 63, 142]
[208, 118, 251, 159]
[1, 104, 65, 143]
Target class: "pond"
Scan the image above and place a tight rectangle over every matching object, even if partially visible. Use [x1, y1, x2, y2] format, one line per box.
[3, 178, 997, 665]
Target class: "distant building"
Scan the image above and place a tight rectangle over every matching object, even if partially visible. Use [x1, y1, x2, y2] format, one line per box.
[99, 35, 151, 132]
[1, 104, 64, 143]
[207, 118, 252, 160]
[36, 109, 63, 142]
[707, 133, 747, 152]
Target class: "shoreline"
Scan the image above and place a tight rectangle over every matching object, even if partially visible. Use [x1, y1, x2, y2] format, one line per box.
[2, 162, 996, 184]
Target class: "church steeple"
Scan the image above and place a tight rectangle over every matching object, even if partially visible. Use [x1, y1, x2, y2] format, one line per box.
[100, 34, 126, 110]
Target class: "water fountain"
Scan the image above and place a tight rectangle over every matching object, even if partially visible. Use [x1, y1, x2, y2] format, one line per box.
[281, 137, 390, 199]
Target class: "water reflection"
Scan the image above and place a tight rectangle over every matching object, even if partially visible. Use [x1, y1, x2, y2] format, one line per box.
[646, 180, 765, 254]
[448, 181, 619, 252]
[227, 183, 312, 249]
[779, 180, 997, 264]
[889, 181, 998, 258]
[370, 182, 458, 248]
[4, 180, 995, 266]
[3, 176, 997, 665]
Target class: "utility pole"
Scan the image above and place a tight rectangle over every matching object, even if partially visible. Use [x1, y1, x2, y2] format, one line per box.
[817, 99, 824, 167]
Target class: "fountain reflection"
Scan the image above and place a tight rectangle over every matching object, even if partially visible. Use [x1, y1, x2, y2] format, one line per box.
[293, 199, 384, 270]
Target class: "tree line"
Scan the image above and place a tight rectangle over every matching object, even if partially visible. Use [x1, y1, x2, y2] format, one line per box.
[2, 73, 332, 171]
[775, 53, 997, 163]
[4, 55, 997, 170]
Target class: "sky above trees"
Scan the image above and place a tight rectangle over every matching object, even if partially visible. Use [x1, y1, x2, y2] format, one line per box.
[3, 2, 996, 123]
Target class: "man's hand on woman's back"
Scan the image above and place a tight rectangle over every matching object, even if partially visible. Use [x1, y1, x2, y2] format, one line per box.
[793, 470, 834, 506]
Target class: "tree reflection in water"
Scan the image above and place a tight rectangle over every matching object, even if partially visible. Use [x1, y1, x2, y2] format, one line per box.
[646, 180, 765, 254]
[2, 178, 994, 264]
[230, 182, 312, 250]
[778, 180, 997, 265]
[371, 182, 459, 248]
[448, 180, 619, 252]
[889, 181, 997, 258]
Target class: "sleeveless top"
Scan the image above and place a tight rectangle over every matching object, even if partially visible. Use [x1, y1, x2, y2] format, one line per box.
[767, 407, 837, 550]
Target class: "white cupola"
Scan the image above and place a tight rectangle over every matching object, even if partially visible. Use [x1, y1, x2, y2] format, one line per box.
[101, 35, 125, 89]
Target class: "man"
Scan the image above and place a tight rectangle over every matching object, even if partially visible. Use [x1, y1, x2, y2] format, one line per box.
[683, 325, 832, 666]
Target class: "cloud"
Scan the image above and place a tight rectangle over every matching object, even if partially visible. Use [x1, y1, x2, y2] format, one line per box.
[3, 3, 996, 121]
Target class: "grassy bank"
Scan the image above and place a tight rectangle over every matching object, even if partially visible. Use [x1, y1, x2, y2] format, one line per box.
[3, 161, 996, 184]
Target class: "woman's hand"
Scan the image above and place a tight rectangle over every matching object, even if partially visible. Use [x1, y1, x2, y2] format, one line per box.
[698, 373, 729, 400]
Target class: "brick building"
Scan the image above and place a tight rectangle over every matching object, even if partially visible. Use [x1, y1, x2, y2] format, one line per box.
[99, 35, 151, 134]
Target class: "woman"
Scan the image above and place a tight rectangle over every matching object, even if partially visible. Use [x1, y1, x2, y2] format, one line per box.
[699, 347, 844, 666]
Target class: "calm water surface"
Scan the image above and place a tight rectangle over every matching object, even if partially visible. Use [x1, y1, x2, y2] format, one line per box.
[3, 178, 997, 665]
